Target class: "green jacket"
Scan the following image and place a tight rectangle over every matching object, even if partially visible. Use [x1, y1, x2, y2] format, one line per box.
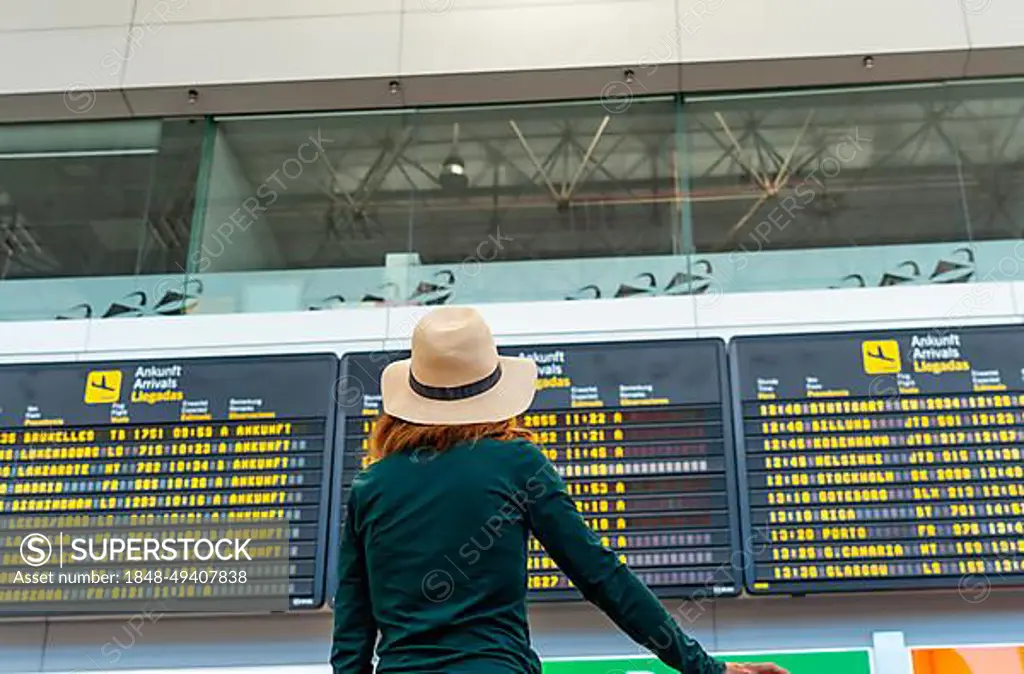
[331, 438, 725, 674]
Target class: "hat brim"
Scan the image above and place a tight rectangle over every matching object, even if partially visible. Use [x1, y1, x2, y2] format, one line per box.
[381, 356, 538, 425]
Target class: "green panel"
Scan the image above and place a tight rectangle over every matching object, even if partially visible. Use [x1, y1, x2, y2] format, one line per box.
[543, 649, 872, 674]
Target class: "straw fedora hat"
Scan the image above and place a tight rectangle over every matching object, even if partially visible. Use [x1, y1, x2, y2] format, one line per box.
[381, 307, 538, 425]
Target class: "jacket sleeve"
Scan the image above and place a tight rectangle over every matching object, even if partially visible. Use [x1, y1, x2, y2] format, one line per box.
[519, 443, 724, 674]
[331, 487, 377, 674]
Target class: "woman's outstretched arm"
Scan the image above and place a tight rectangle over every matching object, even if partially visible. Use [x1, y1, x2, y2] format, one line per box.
[517, 442, 725, 674]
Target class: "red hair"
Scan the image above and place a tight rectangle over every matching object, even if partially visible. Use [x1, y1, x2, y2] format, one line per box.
[367, 413, 535, 463]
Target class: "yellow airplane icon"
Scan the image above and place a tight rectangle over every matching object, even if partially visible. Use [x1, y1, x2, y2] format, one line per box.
[862, 340, 901, 375]
[84, 370, 122, 404]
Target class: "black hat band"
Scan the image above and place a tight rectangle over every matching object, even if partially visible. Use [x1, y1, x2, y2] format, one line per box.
[409, 363, 503, 401]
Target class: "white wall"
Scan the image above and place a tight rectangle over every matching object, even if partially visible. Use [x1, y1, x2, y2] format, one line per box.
[1, 0, 1020, 122]
[1, 282, 1023, 672]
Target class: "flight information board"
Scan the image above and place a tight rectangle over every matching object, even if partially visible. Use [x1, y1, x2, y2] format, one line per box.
[334, 339, 741, 601]
[0, 354, 338, 612]
[732, 326, 1024, 594]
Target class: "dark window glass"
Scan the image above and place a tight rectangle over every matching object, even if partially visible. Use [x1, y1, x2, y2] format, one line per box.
[0, 118, 204, 280]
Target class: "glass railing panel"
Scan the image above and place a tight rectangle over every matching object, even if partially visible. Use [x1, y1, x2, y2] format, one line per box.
[8, 80, 1018, 321]
[189, 109, 422, 311]
[182, 82, 1024, 314]
[940, 79, 1024, 284]
[183, 255, 713, 312]
[193, 99, 685, 312]
[0, 274, 200, 321]
[681, 82, 978, 293]
[0, 117, 205, 321]
[399, 98, 684, 306]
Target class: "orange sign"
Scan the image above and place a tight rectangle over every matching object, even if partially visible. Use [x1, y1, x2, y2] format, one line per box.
[912, 646, 1024, 674]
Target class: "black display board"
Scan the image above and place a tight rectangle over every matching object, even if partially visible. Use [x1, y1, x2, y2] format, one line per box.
[332, 339, 742, 602]
[732, 325, 1024, 594]
[0, 354, 338, 612]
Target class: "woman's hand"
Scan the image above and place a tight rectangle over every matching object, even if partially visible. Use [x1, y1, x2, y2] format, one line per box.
[725, 663, 790, 674]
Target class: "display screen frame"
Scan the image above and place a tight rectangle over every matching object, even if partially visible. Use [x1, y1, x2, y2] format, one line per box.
[730, 324, 1024, 596]
[328, 338, 743, 605]
[0, 351, 340, 614]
